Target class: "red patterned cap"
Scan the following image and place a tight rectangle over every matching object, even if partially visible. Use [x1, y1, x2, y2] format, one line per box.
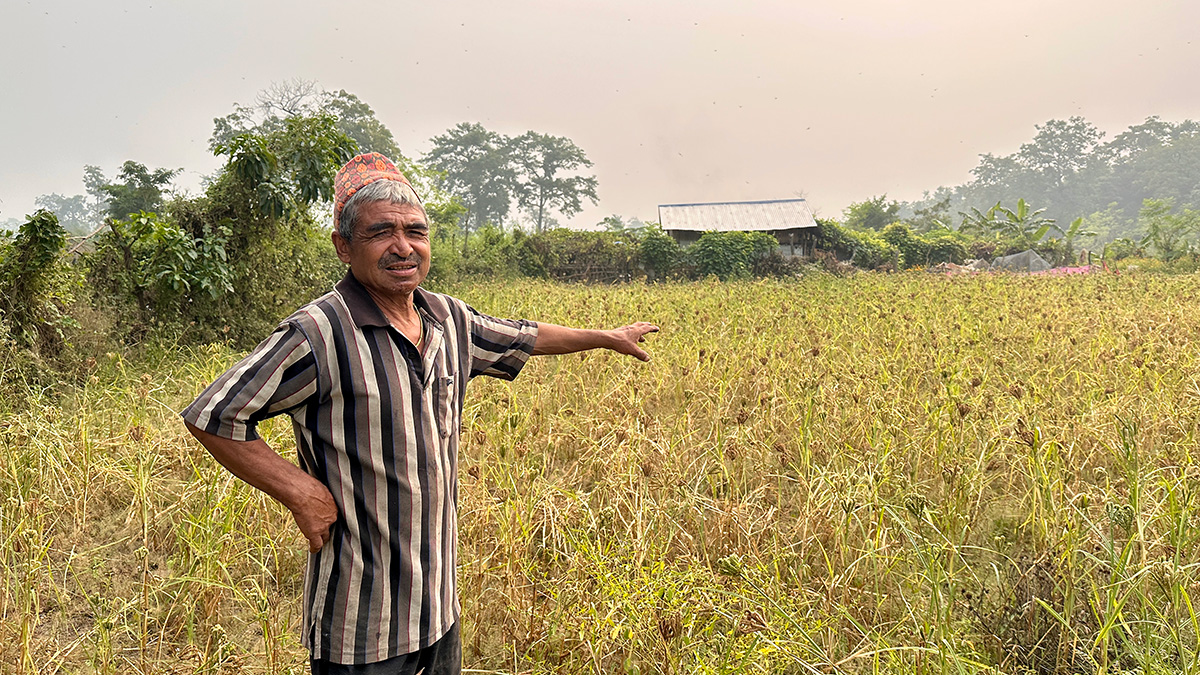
[333, 152, 419, 228]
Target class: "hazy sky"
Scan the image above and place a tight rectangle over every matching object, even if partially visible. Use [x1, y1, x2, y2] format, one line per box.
[2, 0, 1199, 228]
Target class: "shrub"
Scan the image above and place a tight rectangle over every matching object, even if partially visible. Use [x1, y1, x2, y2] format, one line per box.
[639, 225, 681, 280]
[845, 229, 898, 270]
[516, 228, 638, 282]
[881, 223, 930, 268]
[0, 209, 74, 351]
[690, 231, 776, 280]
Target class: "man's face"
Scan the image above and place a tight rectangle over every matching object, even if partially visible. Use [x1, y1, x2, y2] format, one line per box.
[333, 200, 431, 300]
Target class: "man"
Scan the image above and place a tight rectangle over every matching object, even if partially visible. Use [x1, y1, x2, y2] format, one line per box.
[182, 152, 657, 674]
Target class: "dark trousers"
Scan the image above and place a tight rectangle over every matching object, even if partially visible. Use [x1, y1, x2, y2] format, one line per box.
[310, 623, 461, 675]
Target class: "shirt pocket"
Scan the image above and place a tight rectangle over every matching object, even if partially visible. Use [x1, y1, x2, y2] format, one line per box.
[433, 357, 457, 440]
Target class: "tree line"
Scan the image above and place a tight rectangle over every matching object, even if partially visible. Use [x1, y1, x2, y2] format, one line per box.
[839, 115, 1200, 263]
[0, 81, 619, 389]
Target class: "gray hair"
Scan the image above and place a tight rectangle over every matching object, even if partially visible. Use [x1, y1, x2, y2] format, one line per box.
[338, 179, 425, 242]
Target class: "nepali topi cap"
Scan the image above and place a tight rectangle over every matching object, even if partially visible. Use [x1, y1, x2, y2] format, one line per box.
[333, 152, 419, 228]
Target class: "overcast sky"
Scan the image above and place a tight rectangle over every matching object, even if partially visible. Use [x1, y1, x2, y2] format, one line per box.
[2, 0, 1198, 229]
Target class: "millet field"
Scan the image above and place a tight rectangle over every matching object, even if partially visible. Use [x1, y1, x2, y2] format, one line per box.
[3, 272, 1200, 674]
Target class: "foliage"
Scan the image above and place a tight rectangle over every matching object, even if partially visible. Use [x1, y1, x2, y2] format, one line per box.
[639, 224, 681, 280]
[33, 193, 94, 236]
[880, 223, 968, 268]
[0, 210, 73, 350]
[515, 228, 638, 281]
[689, 231, 777, 280]
[904, 195, 953, 232]
[424, 122, 515, 243]
[214, 113, 356, 220]
[210, 80, 404, 162]
[813, 218, 898, 269]
[98, 161, 180, 221]
[993, 198, 1055, 248]
[508, 132, 599, 234]
[1104, 237, 1144, 260]
[87, 212, 233, 326]
[908, 115, 1200, 244]
[843, 194, 900, 231]
[1137, 198, 1199, 262]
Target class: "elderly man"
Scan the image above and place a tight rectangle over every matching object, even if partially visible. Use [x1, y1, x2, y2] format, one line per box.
[182, 153, 657, 674]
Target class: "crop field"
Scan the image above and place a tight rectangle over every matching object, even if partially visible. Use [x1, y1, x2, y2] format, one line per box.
[3, 272, 1200, 674]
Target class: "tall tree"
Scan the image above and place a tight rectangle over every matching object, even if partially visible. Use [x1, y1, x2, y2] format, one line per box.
[210, 80, 403, 163]
[508, 131, 598, 233]
[100, 161, 179, 221]
[1017, 117, 1106, 189]
[33, 193, 92, 235]
[843, 195, 900, 231]
[423, 122, 514, 247]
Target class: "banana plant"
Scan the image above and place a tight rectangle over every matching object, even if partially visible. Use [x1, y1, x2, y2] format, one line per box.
[994, 198, 1055, 248]
[957, 202, 1001, 237]
[1051, 216, 1098, 262]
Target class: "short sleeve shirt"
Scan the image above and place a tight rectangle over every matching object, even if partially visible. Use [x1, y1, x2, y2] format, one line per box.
[181, 272, 538, 664]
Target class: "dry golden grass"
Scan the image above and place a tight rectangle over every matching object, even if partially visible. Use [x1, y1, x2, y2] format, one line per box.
[2, 272, 1200, 673]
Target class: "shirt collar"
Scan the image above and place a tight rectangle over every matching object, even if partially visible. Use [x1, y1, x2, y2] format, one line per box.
[334, 270, 449, 329]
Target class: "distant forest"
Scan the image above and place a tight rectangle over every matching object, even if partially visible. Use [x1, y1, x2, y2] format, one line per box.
[895, 116, 1200, 245]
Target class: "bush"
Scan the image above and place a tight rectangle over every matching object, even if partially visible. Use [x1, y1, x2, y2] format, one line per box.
[846, 229, 898, 270]
[881, 223, 930, 268]
[0, 209, 74, 351]
[516, 228, 638, 281]
[690, 231, 776, 280]
[639, 225, 681, 280]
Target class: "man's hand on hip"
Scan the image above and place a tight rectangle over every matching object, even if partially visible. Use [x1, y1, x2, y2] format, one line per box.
[289, 481, 339, 552]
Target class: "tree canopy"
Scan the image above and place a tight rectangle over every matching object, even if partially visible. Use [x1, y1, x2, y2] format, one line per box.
[509, 131, 598, 233]
[423, 122, 515, 240]
[906, 115, 1200, 249]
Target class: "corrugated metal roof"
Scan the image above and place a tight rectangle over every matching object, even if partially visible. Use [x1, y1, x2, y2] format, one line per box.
[658, 199, 817, 233]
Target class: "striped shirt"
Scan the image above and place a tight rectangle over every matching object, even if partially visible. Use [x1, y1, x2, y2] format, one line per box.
[181, 272, 538, 664]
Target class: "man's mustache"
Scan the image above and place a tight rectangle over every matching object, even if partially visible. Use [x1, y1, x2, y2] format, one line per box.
[378, 253, 423, 269]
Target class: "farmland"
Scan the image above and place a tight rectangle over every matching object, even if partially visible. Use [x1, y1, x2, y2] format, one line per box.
[2, 272, 1200, 674]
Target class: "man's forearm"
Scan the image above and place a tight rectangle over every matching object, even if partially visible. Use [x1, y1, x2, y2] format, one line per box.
[184, 422, 338, 551]
[532, 321, 658, 361]
[186, 423, 313, 507]
[531, 323, 615, 356]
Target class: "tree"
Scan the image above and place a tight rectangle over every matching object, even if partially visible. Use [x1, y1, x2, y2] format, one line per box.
[33, 193, 92, 235]
[843, 195, 900, 231]
[423, 123, 515, 249]
[1017, 117, 1106, 189]
[323, 89, 402, 160]
[100, 161, 180, 221]
[508, 131, 598, 233]
[958, 202, 1000, 238]
[214, 112, 357, 221]
[905, 196, 952, 232]
[1138, 198, 1198, 261]
[0, 210, 70, 348]
[1051, 217, 1097, 262]
[210, 80, 404, 164]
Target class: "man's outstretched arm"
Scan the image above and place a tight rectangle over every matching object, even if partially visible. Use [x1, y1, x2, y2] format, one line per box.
[184, 422, 338, 552]
[532, 321, 659, 361]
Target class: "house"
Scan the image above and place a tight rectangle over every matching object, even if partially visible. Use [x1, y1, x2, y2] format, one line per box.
[657, 198, 819, 257]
